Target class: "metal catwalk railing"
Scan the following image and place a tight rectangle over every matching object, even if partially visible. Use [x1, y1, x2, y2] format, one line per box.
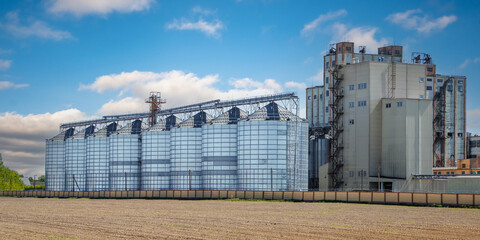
[60, 92, 297, 130]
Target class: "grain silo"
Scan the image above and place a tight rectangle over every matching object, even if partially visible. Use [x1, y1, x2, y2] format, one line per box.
[45, 128, 74, 191]
[237, 102, 308, 191]
[201, 107, 247, 190]
[141, 115, 178, 190]
[65, 126, 95, 191]
[109, 120, 144, 191]
[85, 123, 117, 191]
[170, 111, 212, 190]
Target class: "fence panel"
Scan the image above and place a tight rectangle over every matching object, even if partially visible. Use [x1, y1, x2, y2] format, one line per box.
[413, 193, 427, 205]
[442, 194, 458, 206]
[458, 194, 474, 206]
[304, 192, 314, 201]
[336, 192, 347, 202]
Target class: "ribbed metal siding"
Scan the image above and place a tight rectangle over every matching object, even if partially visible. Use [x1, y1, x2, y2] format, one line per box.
[109, 134, 141, 190]
[86, 136, 109, 191]
[202, 124, 237, 190]
[170, 128, 202, 190]
[141, 131, 170, 190]
[45, 141, 65, 191]
[287, 122, 309, 191]
[238, 121, 308, 191]
[65, 139, 87, 191]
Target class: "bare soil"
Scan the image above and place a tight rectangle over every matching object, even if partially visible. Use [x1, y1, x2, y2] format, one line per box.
[0, 197, 479, 239]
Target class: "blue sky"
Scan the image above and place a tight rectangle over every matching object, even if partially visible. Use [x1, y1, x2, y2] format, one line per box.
[0, 0, 478, 176]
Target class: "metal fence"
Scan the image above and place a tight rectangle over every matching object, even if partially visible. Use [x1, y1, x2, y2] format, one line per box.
[0, 190, 478, 207]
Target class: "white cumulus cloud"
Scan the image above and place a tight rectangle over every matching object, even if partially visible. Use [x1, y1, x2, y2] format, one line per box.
[332, 23, 388, 53]
[0, 12, 72, 40]
[0, 81, 28, 90]
[284, 81, 306, 89]
[386, 9, 457, 34]
[81, 70, 284, 116]
[0, 59, 12, 70]
[166, 18, 224, 38]
[301, 9, 347, 36]
[47, 0, 155, 16]
[0, 109, 90, 177]
[308, 70, 324, 84]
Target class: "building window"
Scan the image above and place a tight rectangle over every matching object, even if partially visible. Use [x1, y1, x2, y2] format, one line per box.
[473, 171, 476, 174]
[314, 95, 317, 99]
[332, 60, 336, 66]
[320, 94, 323, 99]
[420, 77, 424, 83]
[397, 102, 403, 107]
[459, 86, 464, 92]
[462, 164, 466, 168]
[308, 96, 311, 100]
[326, 77, 329, 84]
[326, 90, 329, 97]
[458, 133, 463, 137]
[451, 171, 454, 175]
[325, 106, 329, 113]
[448, 132, 453, 137]
[386, 103, 391, 108]
[427, 86, 433, 90]
[462, 171, 465, 174]
[349, 85, 354, 90]
[326, 62, 329, 68]
[427, 67, 433, 72]
[346, 47, 352, 51]
[458, 80, 464, 84]
[349, 171, 354, 177]
[349, 119, 354, 125]
[437, 79, 443, 83]
[427, 78, 433, 82]
[358, 101, 367, 107]
[349, 102, 354, 108]
[420, 95, 424, 99]
[358, 83, 367, 89]
[395, 50, 400, 54]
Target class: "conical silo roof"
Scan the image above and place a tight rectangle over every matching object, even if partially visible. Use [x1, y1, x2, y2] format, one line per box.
[177, 111, 213, 128]
[146, 115, 179, 132]
[243, 102, 305, 122]
[209, 107, 248, 125]
[114, 119, 148, 135]
[49, 128, 75, 141]
[69, 125, 96, 140]
[89, 123, 118, 137]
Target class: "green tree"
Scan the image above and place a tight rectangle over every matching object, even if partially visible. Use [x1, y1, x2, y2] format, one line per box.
[38, 175, 45, 182]
[0, 153, 25, 190]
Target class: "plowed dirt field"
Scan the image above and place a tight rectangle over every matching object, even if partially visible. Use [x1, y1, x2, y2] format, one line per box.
[0, 197, 479, 239]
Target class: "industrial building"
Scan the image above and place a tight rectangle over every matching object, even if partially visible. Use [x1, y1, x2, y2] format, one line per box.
[45, 93, 308, 192]
[467, 134, 480, 158]
[307, 42, 466, 191]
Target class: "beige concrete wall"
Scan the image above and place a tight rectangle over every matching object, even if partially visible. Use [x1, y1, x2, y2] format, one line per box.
[382, 99, 433, 179]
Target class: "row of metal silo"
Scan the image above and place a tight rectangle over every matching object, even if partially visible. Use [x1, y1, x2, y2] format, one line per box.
[46, 102, 309, 191]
